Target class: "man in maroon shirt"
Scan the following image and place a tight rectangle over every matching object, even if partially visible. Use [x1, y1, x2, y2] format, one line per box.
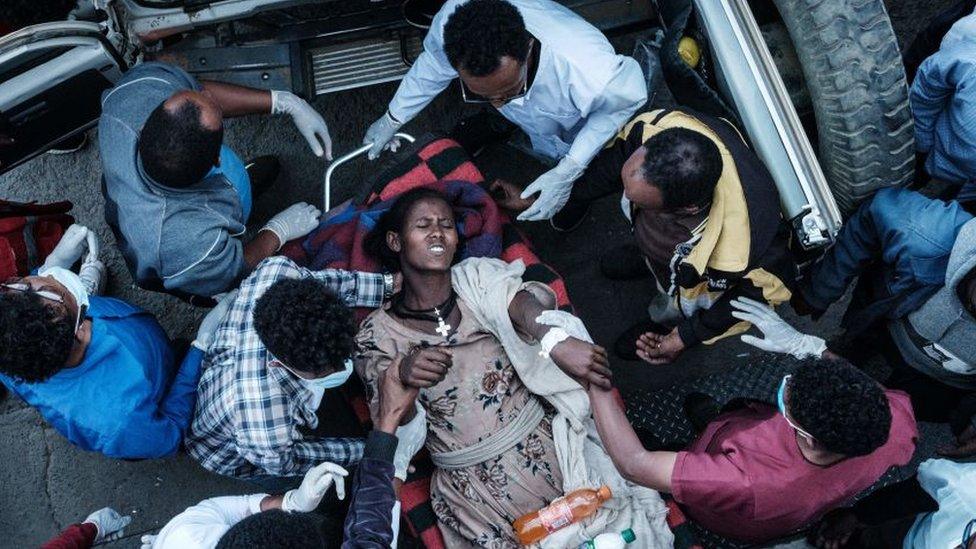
[588, 357, 918, 543]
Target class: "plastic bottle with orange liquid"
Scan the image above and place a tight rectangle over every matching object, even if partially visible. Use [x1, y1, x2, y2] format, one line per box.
[512, 485, 613, 545]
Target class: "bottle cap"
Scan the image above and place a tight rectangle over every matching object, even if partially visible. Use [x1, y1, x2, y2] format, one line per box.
[597, 485, 612, 501]
[678, 36, 701, 68]
[621, 529, 636, 543]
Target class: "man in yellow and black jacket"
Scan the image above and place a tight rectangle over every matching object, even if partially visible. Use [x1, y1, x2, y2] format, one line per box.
[550, 108, 796, 363]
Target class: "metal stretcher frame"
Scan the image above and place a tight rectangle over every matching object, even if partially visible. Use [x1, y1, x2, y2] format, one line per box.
[322, 132, 416, 211]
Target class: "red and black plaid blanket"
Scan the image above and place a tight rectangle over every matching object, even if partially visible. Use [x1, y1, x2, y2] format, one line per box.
[282, 134, 700, 549]
[283, 134, 571, 315]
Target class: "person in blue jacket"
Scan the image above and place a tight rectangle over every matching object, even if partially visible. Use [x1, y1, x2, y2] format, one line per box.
[911, 5, 976, 204]
[0, 224, 232, 459]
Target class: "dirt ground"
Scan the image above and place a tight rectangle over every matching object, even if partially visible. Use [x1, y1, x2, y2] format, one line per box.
[0, 0, 964, 547]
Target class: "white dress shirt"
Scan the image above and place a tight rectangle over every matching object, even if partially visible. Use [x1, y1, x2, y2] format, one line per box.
[151, 494, 267, 549]
[904, 459, 976, 549]
[388, 0, 647, 167]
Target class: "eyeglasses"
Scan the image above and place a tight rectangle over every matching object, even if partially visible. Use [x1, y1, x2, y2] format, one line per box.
[459, 40, 533, 106]
[1, 279, 86, 334]
[777, 375, 816, 443]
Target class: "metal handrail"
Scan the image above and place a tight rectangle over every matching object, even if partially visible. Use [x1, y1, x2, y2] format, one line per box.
[323, 132, 416, 211]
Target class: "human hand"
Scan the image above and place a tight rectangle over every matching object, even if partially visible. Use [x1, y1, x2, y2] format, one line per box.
[518, 156, 584, 221]
[78, 228, 106, 295]
[282, 461, 349, 511]
[489, 179, 535, 213]
[730, 297, 827, 359]
[363, 111, 403, 160]
[83, 229, 100, 264]
[377, 364, 420, 433]
[393, 403, 427, 480]
[261, 202, 322, 249]
[398, 346, 452, 388]
[193, 289, 238, 351]
[43, 224, 90, 270]
[549, 337, 613, 389]
[140, 534, 157, 549]
[812, 508, 861, 549]
[635, 328, 685, 364]
[271, 90, 332, 159]
[83, 507, 132, 542]
[938, 424, 976, 458]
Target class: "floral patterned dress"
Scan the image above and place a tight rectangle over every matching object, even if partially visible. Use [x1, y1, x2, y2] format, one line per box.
[355, 299, 564, 548]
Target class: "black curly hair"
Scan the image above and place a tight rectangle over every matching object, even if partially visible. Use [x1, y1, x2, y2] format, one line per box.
[364, 187, 462, 273]
[787, 357, 892, 457]
[641, 127, 723, 209]
[443, 0, 531, 76]
[0, 292, 74, 382]
[253, 278, 355, 376]
[216, 510, 325, 549]
[0, 0, 76, 30]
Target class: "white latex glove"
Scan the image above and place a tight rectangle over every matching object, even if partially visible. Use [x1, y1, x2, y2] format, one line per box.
[393, 403, 427, 480]
[390, 500, 401, 549]
[535, 309, 594, 344]
[363, 111, 403, 160]
[730, 297, 827, 359]
[83, 507, 132, 543]
[140, 534, 157, 549]
[42, 224, 89, 270]
[281, 462, 349, 512]
[78, 229, 105, 295]
[84, 229, 100, 263]
[518, 156, 584, 221]
[261, 202, 322, 250]
[193, 289, 238, 351]
[78, 259, 106, 296]
[271, 90, 333, 160]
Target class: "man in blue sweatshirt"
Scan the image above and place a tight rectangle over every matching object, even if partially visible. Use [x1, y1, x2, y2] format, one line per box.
[0, 224, 230, 459]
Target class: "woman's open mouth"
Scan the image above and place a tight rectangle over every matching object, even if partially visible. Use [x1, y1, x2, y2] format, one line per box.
[429, 244, 446, 256]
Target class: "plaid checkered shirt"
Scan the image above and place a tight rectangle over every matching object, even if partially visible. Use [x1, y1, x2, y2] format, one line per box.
[185, 257, 386, 479]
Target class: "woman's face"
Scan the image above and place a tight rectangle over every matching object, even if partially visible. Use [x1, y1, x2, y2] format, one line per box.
[388, 198, 458, 273]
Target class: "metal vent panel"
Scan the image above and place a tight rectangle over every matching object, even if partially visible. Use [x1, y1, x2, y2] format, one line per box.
[309, 35, 423, 95]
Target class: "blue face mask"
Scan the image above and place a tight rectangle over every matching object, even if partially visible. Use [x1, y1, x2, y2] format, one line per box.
[280, 358, 354, 390]
[777, 375, 789, 416]
[778, 374, 815, 441]
[309, 359, 354, 390]
[281, 358, 355, 410]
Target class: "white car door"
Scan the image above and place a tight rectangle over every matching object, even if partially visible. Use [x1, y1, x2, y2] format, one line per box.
[0, 21, 126, 174]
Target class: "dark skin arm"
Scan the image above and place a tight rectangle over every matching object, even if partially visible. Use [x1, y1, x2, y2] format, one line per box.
[508, 290, 613, 389]
[376, 364, 420, 493]
[588, 385, 676, 492]
[244, 231, 283, 270]
[201, 80, 272, 117]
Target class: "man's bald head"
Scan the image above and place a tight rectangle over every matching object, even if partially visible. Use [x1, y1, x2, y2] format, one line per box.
[138, 90, 224, 189]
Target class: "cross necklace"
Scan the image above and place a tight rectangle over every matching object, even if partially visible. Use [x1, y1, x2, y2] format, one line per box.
[392, 291, 458, 341]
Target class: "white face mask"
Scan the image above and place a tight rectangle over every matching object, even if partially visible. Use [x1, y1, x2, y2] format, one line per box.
[38, 266, 90, 310]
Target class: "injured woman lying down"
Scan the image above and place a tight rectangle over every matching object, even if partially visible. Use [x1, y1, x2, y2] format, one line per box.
[354, 188, 673, 548]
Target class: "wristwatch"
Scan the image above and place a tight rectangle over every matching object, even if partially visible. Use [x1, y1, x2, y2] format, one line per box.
[383, 272, 395, 300]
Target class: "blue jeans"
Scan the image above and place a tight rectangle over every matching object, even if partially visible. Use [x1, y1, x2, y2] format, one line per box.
[802, 188, 972, 319]
[207, 145, 252, 221]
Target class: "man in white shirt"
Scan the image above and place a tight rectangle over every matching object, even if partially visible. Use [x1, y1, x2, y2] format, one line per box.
[362, 0, 647, 223]
[812, 459, 976, 549]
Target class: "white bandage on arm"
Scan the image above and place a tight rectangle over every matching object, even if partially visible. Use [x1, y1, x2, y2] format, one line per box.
[539, 327, 571, 358]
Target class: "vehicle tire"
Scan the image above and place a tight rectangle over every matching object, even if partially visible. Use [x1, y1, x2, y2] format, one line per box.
[767, 0, 914, 216]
